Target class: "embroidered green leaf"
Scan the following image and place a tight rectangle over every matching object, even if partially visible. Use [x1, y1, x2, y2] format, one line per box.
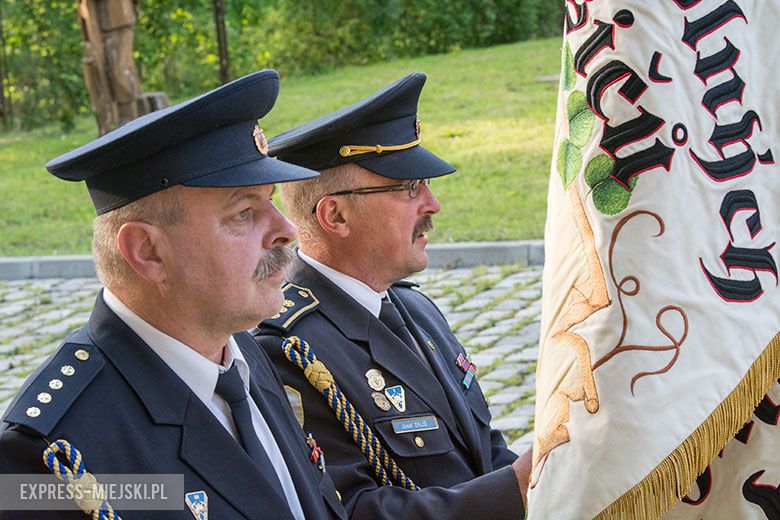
[592, 176, 637, 215]
[584, 154, 615, 188]
[567, 91, 595, 147]
[557, 138, 582, 189]
[562, 42, 576, 91]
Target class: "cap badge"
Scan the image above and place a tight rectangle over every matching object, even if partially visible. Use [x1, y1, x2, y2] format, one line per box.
[253, 125, 269, 155]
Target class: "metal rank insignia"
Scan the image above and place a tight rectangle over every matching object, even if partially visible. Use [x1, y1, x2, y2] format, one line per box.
[384, 385, 406, 413]
[185, 490, 208, 520]
[456, 353, 478, 390]
[364, 368, 386, 391]
[307, 433, 326, 472]
[372, 391, 392, 411]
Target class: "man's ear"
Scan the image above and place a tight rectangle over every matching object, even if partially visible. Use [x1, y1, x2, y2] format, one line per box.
[116, 222, 169, 284]
[315, 196, 351, 238]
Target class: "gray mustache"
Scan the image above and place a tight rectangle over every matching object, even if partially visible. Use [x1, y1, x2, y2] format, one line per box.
[413, 216, 433, 237]
[254, 245, 295, 280]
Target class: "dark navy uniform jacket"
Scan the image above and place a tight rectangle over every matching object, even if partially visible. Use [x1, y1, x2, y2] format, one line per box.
[253, 258, 524, 519]
[0, 292, 345, 519]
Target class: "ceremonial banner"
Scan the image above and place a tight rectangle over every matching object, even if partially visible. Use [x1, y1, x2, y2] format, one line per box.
[531, 1, 780, 518]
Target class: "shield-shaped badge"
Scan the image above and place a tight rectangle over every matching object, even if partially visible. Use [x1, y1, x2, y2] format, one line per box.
[384, 385, 406, 413]
[185, 490, 208, 520]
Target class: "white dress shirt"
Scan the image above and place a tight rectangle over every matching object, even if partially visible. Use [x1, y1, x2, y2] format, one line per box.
[298, 249, 387, 317]
[298, 251, 434, 370]
[102, 289, 305, 520]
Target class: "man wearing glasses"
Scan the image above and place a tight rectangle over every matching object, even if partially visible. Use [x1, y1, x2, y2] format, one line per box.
[253, 73, 529, 519]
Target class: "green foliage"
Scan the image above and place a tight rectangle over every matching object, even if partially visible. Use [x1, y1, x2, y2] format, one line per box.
[584, 154, 636, 215]
[556, 138, 580, 188]
[566, 90, 593, 147]
[561, 42, 575, 91]
[0, 38, 562, 254]
[261, 0, 564, 72]
[0, 0, 563, 129]
[1, 0, 86, 130]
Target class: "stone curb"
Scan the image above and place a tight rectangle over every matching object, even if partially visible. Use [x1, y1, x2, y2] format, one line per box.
[0, 241, 544, 280]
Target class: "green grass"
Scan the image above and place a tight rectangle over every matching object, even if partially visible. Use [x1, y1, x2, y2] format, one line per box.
[0, 37, 562, 256]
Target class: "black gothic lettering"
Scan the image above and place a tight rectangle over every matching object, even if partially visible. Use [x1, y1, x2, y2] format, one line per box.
[682, 0, 746, 50]
[695, 37, 740, 83]
[600, 109, 664, 157]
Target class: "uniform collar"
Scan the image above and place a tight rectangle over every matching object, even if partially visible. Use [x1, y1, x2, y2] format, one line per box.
[297, 249, 387, 317]
[102, 288, 251, 408]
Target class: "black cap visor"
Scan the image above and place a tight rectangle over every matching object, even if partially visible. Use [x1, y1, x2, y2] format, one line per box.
[355, 145, 455, 180]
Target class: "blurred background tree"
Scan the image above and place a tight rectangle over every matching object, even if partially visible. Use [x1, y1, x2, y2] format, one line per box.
[0, 0, 562, 132]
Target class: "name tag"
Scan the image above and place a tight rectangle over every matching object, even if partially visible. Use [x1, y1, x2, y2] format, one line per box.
[391, 415, 439, 434]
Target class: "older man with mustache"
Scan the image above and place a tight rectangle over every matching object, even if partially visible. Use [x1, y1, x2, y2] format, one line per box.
[0, 71, 345, 520]
[253, 73, 529, 519]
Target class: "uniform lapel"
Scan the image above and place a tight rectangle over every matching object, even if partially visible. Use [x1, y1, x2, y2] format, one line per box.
[287, 259, 467, 451]
[179, 394, 294, 519]
[87, 292, 293, 519]
[390, 290, 489, 473]
[238, 334, 333, 520]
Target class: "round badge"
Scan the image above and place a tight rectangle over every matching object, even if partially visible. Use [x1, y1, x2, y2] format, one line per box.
[49, 379, 63, 390]
[61, 365, 75, 376]
[74, 349, 90, 361]
[37, 392, 52, 404]
[371, 392, 392, 411]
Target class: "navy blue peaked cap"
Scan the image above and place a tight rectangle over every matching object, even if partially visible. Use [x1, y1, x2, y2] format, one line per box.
[268, 73, 455, 180]
[46, 70, 318, 214]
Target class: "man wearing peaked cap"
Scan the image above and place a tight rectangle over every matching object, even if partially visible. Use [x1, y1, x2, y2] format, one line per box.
[253, 73, 530, 519]
[0, 70, 346, 519]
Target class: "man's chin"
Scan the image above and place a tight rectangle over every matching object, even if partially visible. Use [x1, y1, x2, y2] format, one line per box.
[410, 251, 430, 274]
[254, 291, 286, 323]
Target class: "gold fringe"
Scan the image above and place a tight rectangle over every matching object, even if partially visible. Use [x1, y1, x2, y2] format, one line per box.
[594, 331, 780, 520]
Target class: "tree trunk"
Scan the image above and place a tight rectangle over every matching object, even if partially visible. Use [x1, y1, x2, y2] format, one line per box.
[0, 2, 9, 129]
[213, 0, 230, 84]
[78, 0, 169, 135]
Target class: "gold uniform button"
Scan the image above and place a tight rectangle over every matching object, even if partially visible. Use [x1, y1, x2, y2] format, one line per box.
[26, 407, 41, 418]
[427, 340, 436, 350]
[49, 379, 63, 390]
[414, 436, 425, 448]
[74, 349, 90, 361]
[61, 365, 75, 376]
[37, 392, 52, 404]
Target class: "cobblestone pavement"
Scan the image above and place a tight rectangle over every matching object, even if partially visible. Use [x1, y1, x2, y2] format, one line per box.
[0, 263, 541, 454]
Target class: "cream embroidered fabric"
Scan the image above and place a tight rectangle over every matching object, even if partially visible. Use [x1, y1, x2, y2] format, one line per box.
[529, 1, 780, 518]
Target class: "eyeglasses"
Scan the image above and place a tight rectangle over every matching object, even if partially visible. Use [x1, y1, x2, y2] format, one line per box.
[311, 179, 430, 213]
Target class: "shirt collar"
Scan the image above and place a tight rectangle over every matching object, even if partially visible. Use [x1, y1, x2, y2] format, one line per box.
[297, 249, 387, 317]
[102, 288, 251, 406]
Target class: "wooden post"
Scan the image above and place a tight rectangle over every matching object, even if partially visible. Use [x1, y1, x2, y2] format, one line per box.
[78, 0, 168, 135]
[0, 2, 9, 129]
[213, 0, 230, 84]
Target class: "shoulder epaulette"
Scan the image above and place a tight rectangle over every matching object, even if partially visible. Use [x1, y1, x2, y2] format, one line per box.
[260, 283, 320, 333]
[2, 342, 104, 437]
[391, 279, 420, 289]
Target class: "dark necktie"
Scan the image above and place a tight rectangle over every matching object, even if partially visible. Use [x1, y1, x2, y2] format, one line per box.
[215, 365, 286, 498]
[379, 297, 430, 366]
